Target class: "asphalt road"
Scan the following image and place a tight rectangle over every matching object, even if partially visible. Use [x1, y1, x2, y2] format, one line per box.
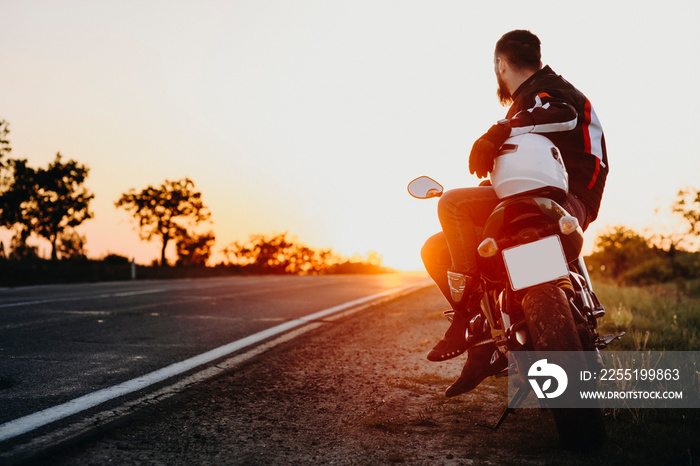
[0, 274, 428, 431]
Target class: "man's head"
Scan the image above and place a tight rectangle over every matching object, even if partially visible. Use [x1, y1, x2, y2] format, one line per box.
[494, 30, 542, 106]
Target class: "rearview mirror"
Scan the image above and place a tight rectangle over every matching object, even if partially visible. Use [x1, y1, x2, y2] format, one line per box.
[407, 176, 444, 199]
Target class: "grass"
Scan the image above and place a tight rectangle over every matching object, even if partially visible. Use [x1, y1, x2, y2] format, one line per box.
[393, 281, 700, 464]
[594, 279, 700, 351]
[588, 279, 700, 465]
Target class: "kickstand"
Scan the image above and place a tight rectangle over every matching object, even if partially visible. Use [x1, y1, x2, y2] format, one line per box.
[477, 386, 529, 431]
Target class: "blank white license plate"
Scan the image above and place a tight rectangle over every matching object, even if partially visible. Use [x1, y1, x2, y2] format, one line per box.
[502, 235, 569, 291]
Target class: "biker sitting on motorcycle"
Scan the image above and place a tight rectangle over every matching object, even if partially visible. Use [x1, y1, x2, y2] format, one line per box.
[422, 29, 609, 397]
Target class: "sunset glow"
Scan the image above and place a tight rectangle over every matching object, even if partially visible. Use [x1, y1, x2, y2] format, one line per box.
[2, 1, 699, 271]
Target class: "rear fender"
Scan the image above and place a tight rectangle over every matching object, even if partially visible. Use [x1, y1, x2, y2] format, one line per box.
[478, 196, 584, 283]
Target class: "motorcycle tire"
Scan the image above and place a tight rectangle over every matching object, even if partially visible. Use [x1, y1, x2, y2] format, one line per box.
[521, 284, 606, 451]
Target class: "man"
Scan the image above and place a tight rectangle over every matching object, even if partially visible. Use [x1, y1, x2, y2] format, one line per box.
[422, 29, 608, 397]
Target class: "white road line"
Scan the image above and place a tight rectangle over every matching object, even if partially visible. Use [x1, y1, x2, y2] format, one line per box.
[0, 288, 167, 309]
[0, 282, 429, 443]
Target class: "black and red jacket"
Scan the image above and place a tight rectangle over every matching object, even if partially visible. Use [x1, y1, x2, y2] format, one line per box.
[503, 65, 608, 222]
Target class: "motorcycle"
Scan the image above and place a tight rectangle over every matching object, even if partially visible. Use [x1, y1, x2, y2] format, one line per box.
[408, 134, 624, 449]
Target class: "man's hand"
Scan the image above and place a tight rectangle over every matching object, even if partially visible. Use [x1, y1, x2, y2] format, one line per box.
[468, 121, 511, 179]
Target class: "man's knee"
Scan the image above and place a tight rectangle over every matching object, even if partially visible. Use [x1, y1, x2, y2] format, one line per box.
[421, 232, 443, 256]
[437, 189, 460, 219]
[421, 233, 449, 266]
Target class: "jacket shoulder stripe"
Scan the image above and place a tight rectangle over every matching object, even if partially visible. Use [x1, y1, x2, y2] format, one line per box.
[583, 98, 605, 165]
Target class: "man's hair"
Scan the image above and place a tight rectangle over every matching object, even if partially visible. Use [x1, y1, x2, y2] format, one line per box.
[495, 30, 541, 71]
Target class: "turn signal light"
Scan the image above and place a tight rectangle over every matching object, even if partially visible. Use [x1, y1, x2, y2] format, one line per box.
[478, 237, 499, 258]
[559, 216, 580, 235]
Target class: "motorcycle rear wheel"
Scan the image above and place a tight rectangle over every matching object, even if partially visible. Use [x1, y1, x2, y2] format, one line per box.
[521, 284, 606, 450]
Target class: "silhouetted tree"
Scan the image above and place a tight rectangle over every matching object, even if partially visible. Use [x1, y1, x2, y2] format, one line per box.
[115, 178, 211, 266]
[31, 154, 94, 260]
[223, 233, 327, 273]
[0, 119, 10, 168]
[0, 159, 35, 231]
[1, 154, 93, 260]
[225, 233, 297, 273]
[0, 120, 15, 225]
[176, 229, 215, 267]
[587, 226, 653, 280]
[57, 230, 88, 260]
[222, 232, 390, 275]
[8, 227, 38, 260]
[673, 187, 700, 250]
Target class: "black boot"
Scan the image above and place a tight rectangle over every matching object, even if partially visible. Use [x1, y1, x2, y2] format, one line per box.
[444, 342, 507, 397]
[427, 271, 487, 362]
[426, 307, 490, 361]
[427, 270, 490, 361]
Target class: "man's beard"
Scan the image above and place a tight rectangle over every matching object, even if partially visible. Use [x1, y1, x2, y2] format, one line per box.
[496, 73, 513, 107]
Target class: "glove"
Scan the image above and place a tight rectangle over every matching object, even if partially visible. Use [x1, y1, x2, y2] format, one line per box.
[468, 120, 511, 179]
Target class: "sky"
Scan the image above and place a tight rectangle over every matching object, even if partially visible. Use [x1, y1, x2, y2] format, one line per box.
[2, 0, 700, 270]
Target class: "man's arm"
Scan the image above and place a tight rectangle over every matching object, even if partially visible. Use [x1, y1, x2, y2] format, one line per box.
[469, 92, 579, 178]
[508, 92, 578, 136]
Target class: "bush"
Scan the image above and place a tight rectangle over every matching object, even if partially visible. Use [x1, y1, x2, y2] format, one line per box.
[102, 253, 131, 265]
[586, 225, 700, 288]
[222, 233, 392, 275]
[620, 257, 674, 285]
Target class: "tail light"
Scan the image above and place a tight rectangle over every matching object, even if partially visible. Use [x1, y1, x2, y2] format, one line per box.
[478, 237, 499, 258]
[558, 216, 580, 235]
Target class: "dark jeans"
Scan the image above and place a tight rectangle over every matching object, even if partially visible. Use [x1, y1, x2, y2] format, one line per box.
[422, 187, 590, 310]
